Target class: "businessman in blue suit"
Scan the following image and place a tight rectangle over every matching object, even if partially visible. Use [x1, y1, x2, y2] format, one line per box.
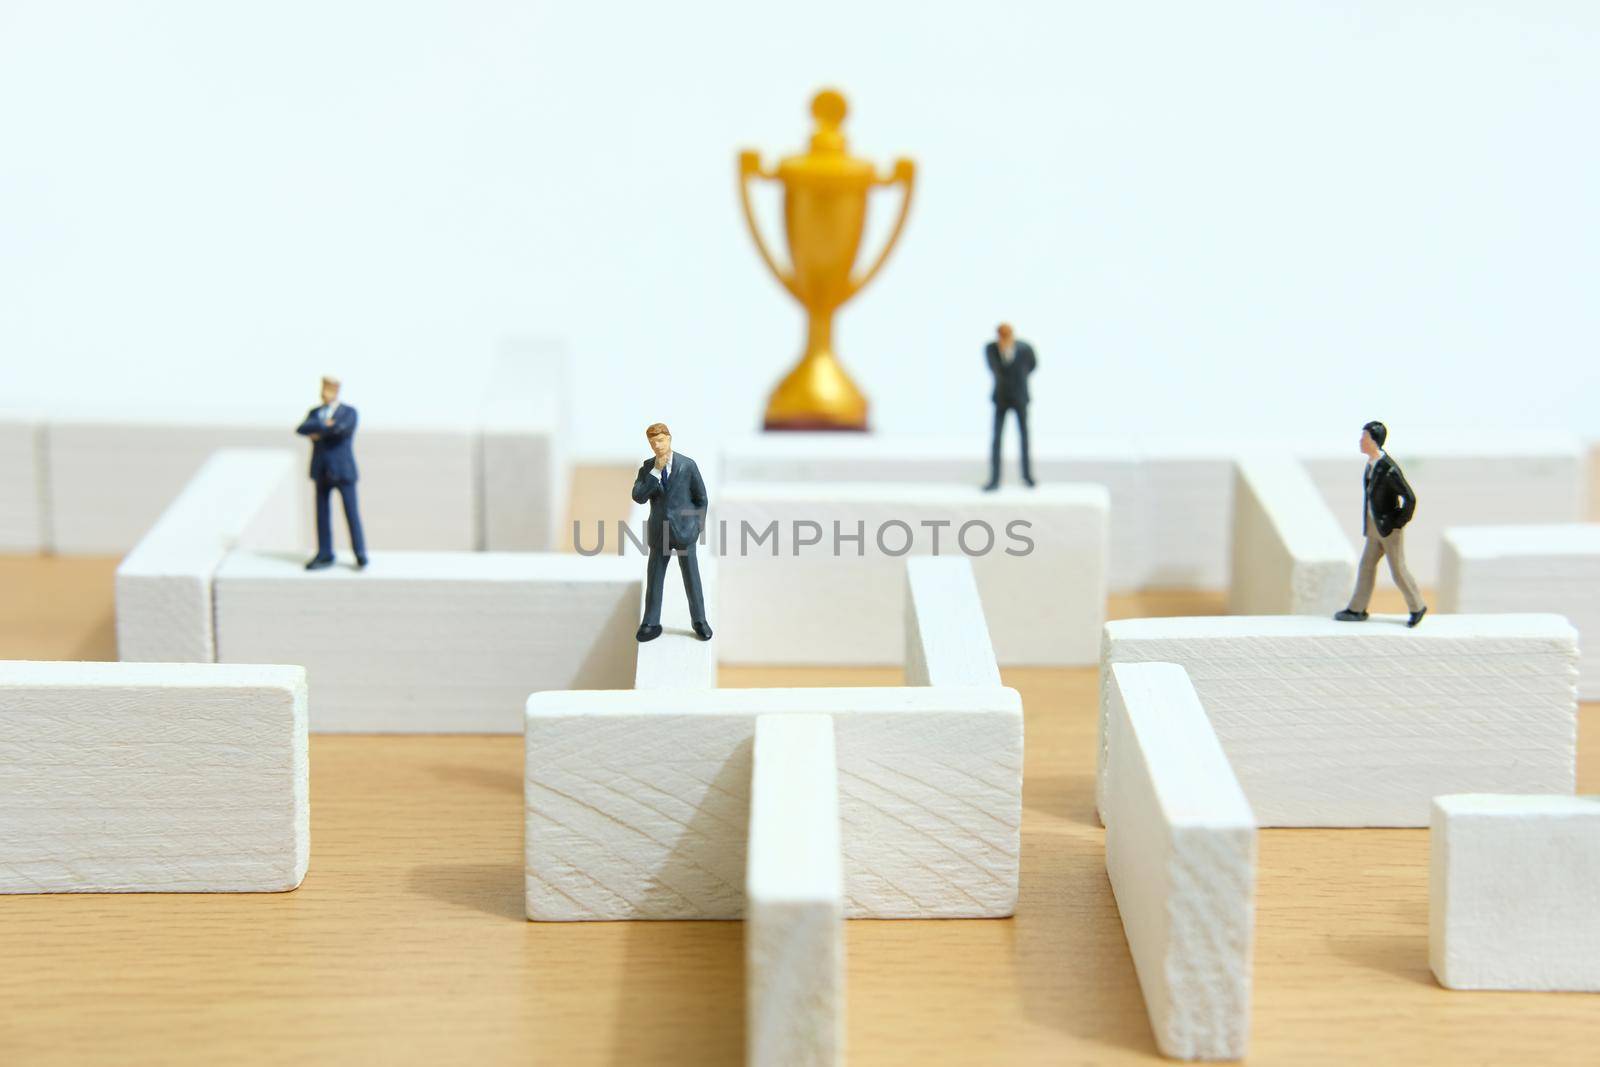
[296, 375, 368, 570]
[631, 422, 711, 642]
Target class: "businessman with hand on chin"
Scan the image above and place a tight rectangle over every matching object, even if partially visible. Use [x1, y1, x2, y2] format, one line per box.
[632, 422, 712, 642]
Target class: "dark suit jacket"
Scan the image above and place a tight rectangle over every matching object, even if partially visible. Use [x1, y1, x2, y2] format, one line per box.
[632, 452, 707, 548]
[296, 404, 360, 483]
[1363, 454, 1417, 537]
[986, 341, 1036, 407]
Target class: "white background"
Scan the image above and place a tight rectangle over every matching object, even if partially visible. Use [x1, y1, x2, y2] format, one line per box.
[1, 2, 1596, 459]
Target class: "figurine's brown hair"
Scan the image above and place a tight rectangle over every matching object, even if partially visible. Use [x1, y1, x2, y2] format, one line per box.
[645, 422, 671, 440]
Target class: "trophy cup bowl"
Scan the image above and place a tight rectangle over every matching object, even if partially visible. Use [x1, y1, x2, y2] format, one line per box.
[739, 90, 915, 431]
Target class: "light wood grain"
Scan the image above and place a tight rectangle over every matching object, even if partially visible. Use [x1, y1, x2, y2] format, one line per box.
[524, 687, 1021, 921]
[0, 661, 309, 894]
[1, 467, 1597, 1063]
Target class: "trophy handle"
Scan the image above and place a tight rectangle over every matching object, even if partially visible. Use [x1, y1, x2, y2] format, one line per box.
[738, 150, 802, 301]
[845, 158, 916, 301]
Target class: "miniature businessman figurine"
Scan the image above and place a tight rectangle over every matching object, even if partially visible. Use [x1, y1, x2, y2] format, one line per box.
[632, 422, 712, 642]
[296, 376, 368, 571]
[1334, 420, 1427, 626]
[983, 322, 1037, 491]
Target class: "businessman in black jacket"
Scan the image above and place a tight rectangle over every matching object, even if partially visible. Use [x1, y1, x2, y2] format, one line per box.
[1335, 420, 1426, 626]
[983, 323, 1037, 491]
[296, 375, 368, 571]
[632, 422, 712, 642]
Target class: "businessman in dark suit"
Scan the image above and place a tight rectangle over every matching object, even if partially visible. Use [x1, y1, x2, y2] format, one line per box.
[296, 375, 368, 571]
[632, 422, 711, 642]
[983, 322, 1037, 491]
[1335, 420, 1426, 626]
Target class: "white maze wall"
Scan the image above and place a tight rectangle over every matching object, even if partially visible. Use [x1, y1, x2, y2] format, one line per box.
[1430, 794, 1600, 992]
[0, 417, 45, 552]
[0, 661, 309, 894]
[525, 555, 1017, 1067]
[116, 448, 301, 663]
[721, 431, 1592, 596]
[1, 344, 569, 556]
[113, 445, 639, 732]
[1228, 456, 1354, 617]
[1440, 524, 1600, 700]
[215, 551, 640, 732]
[746, 713, 846, 1067]
[1097, 615, 1579, 827]
[1102, 662, 1256, 1062]
[716, 481, 1108, 667]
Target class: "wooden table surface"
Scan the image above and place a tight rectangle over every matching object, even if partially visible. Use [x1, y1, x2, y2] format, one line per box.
[2, 468, 1597, 1065]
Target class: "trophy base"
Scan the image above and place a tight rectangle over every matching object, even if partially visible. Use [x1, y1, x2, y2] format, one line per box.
[762, 416, 870, 433]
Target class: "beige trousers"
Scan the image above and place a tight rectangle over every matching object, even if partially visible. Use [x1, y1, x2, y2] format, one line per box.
[1347, 525, 1424, 614]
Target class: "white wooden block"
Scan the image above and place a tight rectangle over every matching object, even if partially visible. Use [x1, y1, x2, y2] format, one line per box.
[480, 339, 570, 551]
[1297, 434, 1586, 585]
[747, 714, 845, 1067]
[0, 661, 308, 893]
[216, 550, 639, 732]
[720, 433, 1261, 592]
[0, 416, 46, 551]
[633, 552, 718, 690]
[904, 556, 1001, 687]
[44, 415, 479, 554]
[525, 685, 1023, 920]
[1588, 441, 1599, 520]
[1028, 441, 1145, 594]
[1098, 614, 1579, 827]
[716, 482, 1107, 667]
[340, 425, 479, 552]
[1440, 525, 1600, 700]
[1103, 663, 1255, 1061]
[1430, 794, 1600, 991]
[116, 449, 299, 663]
[1228, 456, 1356, 616]
[1132, 436, 1243, 592]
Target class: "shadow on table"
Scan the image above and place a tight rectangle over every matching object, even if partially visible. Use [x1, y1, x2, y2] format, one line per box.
[1326, 930, 1438, 988]
[1023, 770, 1102, 828]
[607, 918, 743, 1067]
[604, 744, 748, 1066]
[1013, 841, 1158, 1056]
[407, 862, 525, 922]
[1323, 899, 1435, 988]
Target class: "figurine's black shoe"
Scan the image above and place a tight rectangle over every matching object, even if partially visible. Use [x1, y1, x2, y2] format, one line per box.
[636, 624, 663, 642]
[1333, 609, 1368, 622]
[1022, 474, 1037, 488]
[1407, 606, 1428, 628]
[304, 556, 335, 571]
[354, 555, 369, 570]
[981, 481, 999, 492]
[693, 620, 713, 641]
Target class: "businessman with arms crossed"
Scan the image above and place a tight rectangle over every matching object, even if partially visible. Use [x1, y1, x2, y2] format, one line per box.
[632, 422, 712, 642]
[297, 375, 368, 571]
[1334, 420, 1426, 626]
[984, 322, 1037, 491]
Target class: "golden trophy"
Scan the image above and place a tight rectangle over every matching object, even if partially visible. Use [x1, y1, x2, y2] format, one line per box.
[739, 89, 915, 430]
